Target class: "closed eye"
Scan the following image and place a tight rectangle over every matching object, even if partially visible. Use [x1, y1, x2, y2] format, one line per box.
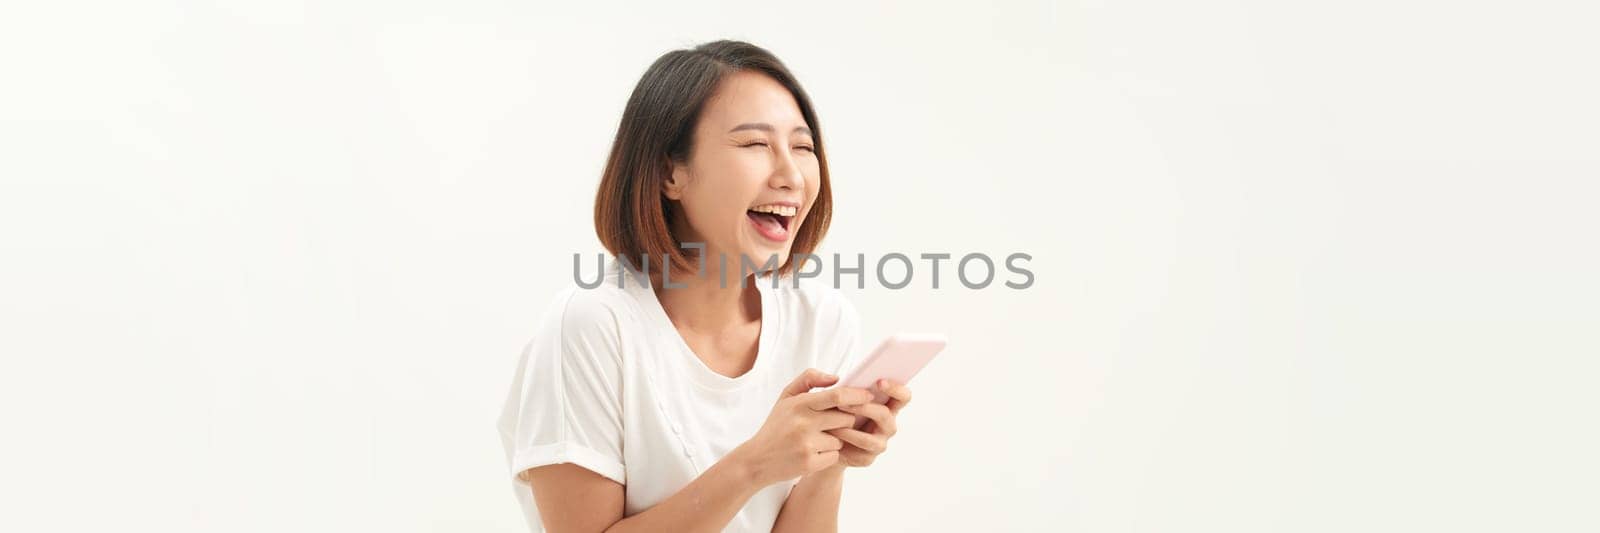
[741, 141, 814, 153]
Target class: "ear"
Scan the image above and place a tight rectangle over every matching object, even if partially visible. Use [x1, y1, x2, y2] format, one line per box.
[663, 158, 688, 200]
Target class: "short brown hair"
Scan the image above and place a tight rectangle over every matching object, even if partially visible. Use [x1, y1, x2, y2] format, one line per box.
[593, 40, 832, 277]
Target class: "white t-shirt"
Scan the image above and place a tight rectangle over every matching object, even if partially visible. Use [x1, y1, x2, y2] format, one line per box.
[497, 258, 864, 533]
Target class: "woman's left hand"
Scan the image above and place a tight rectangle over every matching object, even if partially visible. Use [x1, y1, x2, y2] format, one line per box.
[825, 379, 912, 468]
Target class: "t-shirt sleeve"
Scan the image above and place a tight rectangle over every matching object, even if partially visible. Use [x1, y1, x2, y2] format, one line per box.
[499, 290, 627, 486]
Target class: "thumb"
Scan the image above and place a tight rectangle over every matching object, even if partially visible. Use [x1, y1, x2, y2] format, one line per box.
[781, 368, 838, 397]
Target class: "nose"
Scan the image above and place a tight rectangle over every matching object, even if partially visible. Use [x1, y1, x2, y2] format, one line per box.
[769, 148, 804, 191]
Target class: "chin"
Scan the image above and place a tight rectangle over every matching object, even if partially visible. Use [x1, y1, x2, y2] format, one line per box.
[737, 245, 792, 271]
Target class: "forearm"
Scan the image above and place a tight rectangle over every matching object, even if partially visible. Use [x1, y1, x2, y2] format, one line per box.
[604, 451, 765, 533]
[771, 462, 846, 533]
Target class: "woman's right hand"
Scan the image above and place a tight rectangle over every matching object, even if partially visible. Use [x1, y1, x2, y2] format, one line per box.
[731, 368, 874, 487]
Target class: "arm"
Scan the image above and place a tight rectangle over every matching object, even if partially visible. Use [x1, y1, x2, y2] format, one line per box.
[770, 462, 846, 533]
[773, 379, 914, 533]
[524, 449, 767, 533]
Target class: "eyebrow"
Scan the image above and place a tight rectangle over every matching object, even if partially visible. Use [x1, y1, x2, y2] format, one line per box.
[728, 122, 813, 138]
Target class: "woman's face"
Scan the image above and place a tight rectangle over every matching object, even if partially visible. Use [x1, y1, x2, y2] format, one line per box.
[665, 70, 821, 274]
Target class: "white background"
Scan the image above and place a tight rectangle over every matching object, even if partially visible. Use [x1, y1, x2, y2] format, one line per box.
[3, 1, 1597, 531]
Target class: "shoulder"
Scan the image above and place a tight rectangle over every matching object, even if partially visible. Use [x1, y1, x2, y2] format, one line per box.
[768, 273, 864, 374]
[770, 273, 859, 328]
[529, 284, 642, 364]
[557, 285, 634, 329]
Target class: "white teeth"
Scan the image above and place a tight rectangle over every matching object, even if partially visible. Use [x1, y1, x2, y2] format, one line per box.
[750, 205, 797, 217]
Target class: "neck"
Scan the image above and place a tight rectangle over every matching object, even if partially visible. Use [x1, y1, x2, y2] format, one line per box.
[651, 262, 764, 334]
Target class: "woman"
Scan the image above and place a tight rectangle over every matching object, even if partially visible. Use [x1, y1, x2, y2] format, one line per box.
[497, 40, 913, 532]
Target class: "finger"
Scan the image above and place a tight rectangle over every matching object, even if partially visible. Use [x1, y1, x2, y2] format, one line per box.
[811, 433, 843, 453]
[781, 368, 838, 398]
[803, 386, 873, 411]
[830, 428, 888, 454]
[811, 409, 858, 431]
[878, 379, 913, 414]
[840, 402, 896, 436]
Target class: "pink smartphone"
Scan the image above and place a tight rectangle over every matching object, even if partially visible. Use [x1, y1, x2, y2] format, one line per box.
[834, 333, 947, 429]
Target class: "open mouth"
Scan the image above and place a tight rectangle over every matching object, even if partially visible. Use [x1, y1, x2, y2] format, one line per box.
[747, 204, 797, 242]
[746, 210, 791, 231]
